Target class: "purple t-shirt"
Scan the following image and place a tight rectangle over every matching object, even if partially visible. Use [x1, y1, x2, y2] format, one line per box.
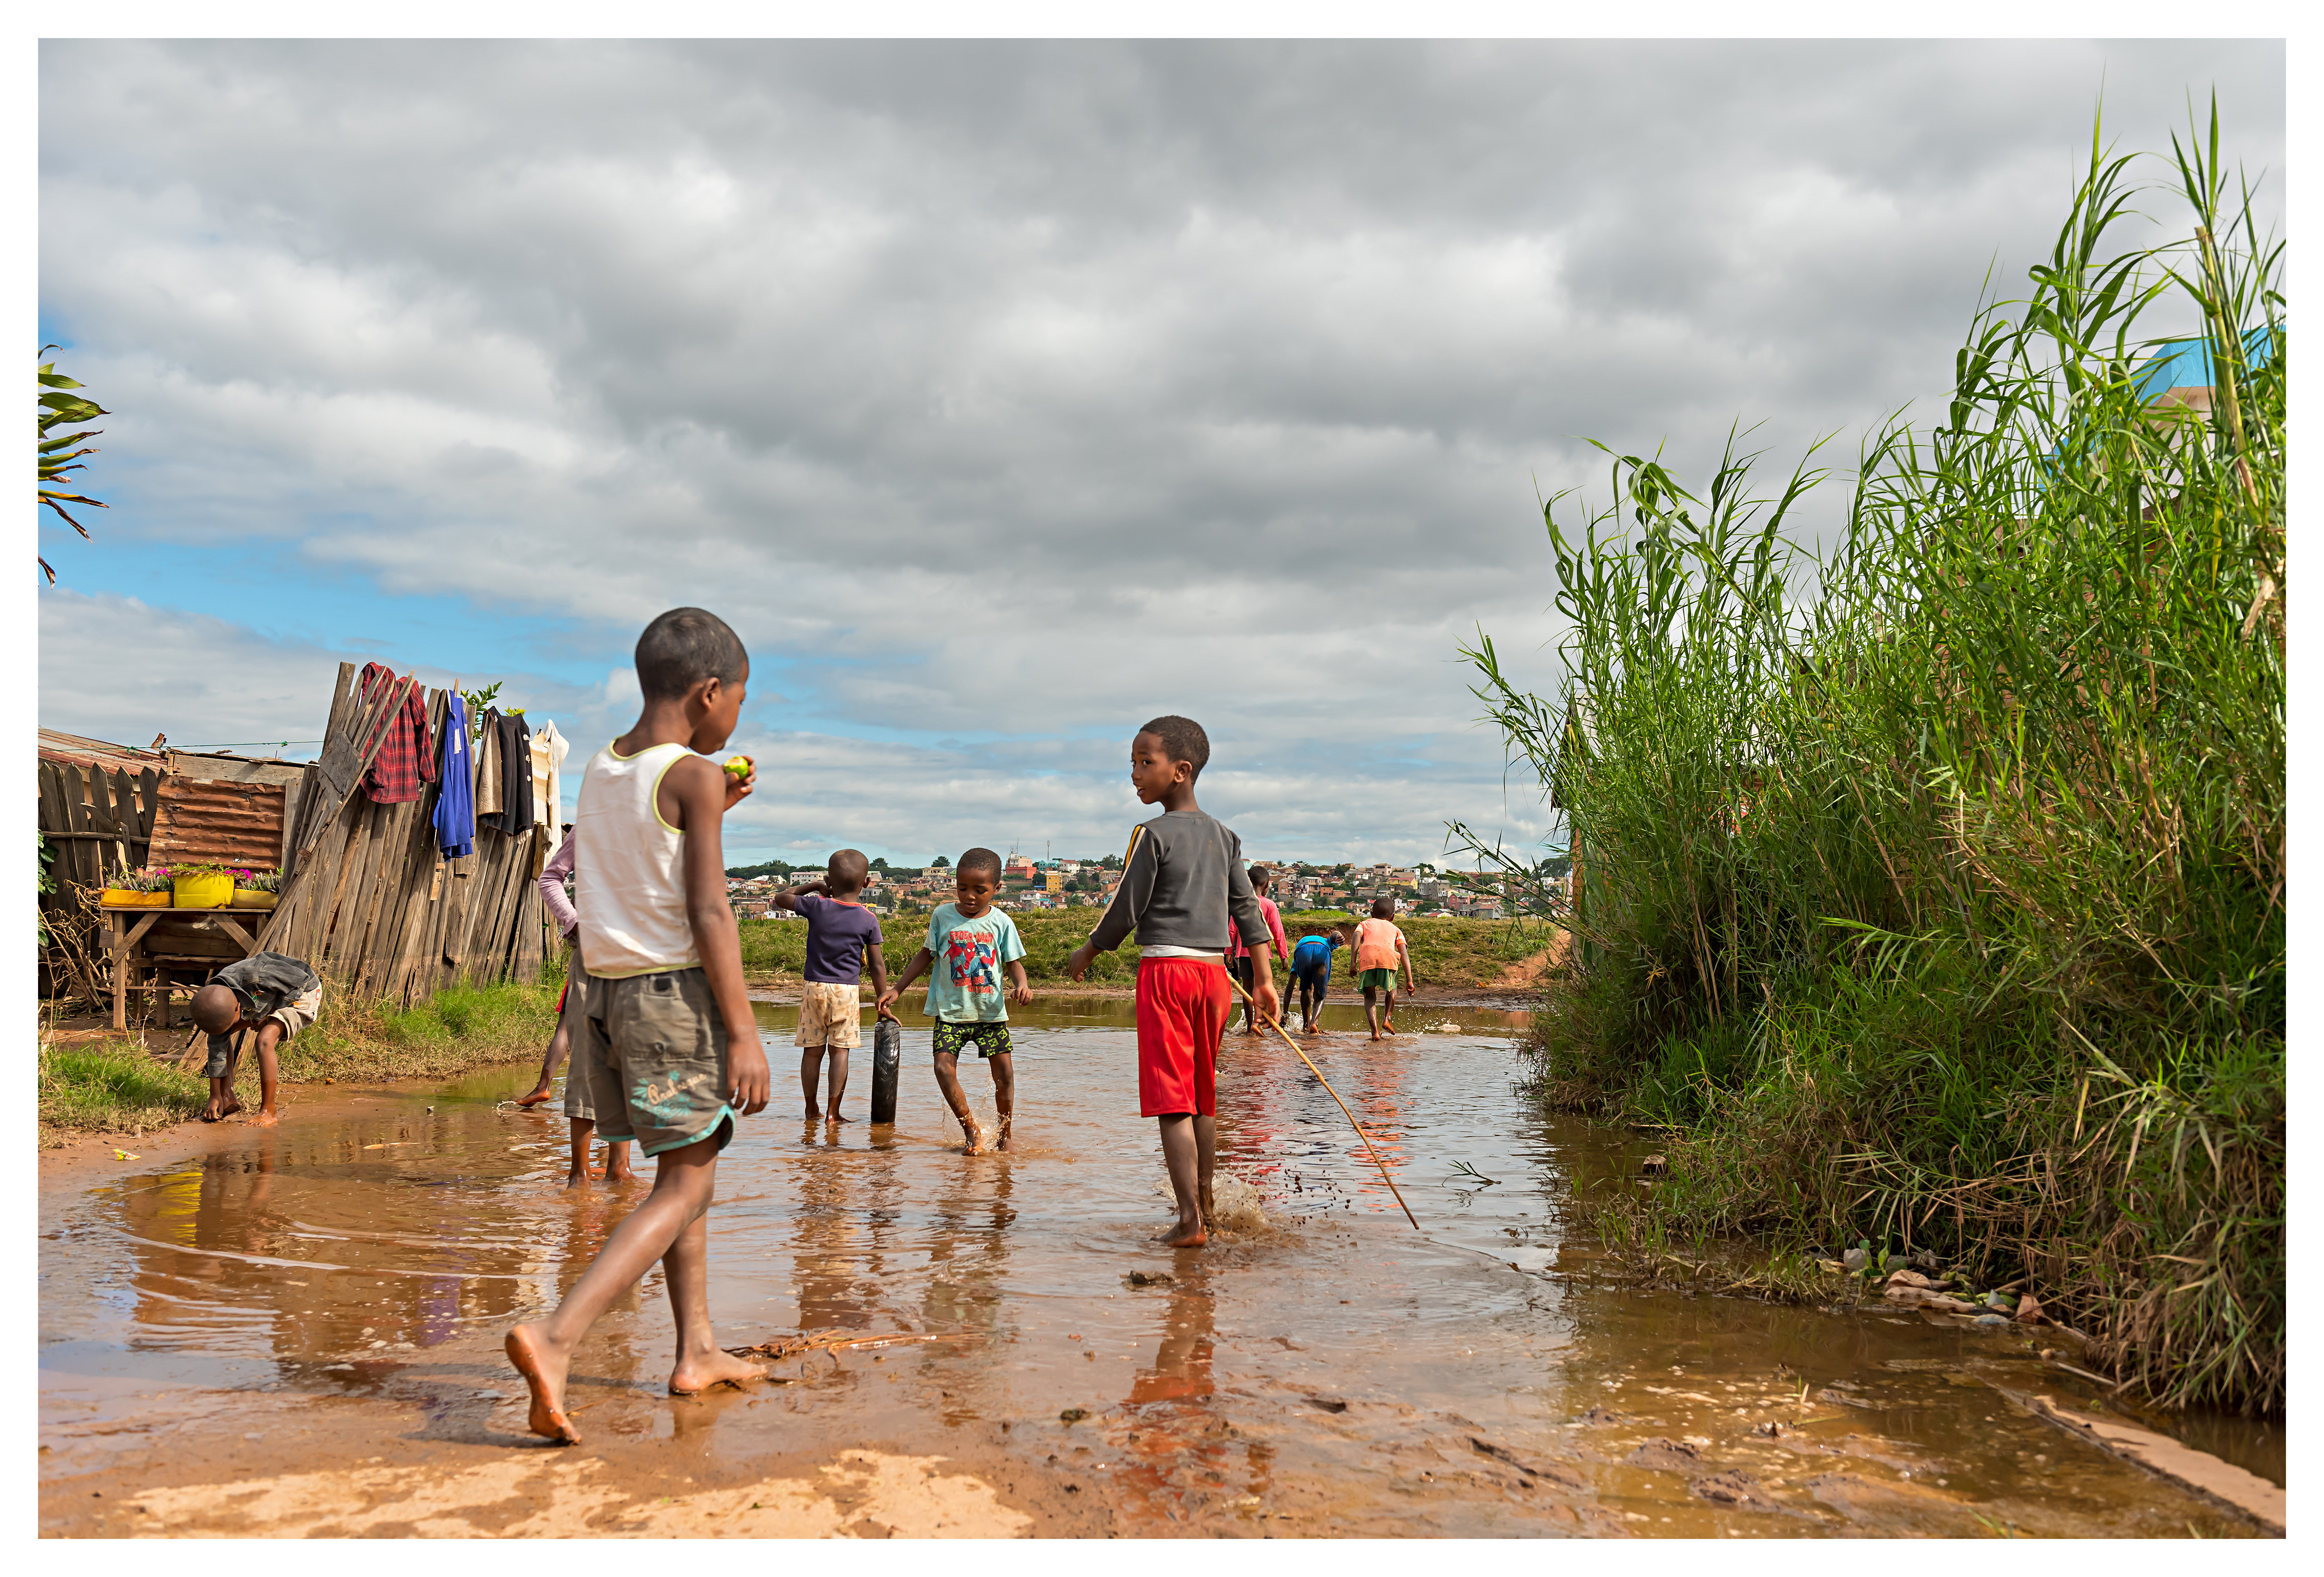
[796, 893, 884, 984]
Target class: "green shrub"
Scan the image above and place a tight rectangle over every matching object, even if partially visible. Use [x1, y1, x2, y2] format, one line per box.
[1471, 109, 2283, 1412]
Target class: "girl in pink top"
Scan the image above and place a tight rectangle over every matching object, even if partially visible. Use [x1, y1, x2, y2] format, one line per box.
[1226, 864, 1293, 1036]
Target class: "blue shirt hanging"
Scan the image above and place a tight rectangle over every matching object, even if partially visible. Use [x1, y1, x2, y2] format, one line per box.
[434, 692, 475, 859]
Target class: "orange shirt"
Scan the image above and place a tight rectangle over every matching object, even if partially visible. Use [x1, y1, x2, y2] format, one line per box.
[1354, 919, 1405, 973]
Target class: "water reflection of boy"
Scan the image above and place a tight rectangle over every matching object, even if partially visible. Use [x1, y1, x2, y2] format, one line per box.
[877, 849, 1032, 1153]
[1065, 716, 1278, 1250]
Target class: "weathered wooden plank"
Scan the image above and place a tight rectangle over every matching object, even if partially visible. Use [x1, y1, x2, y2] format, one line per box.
[346, 799, 414, 996]
[136, 766, 160, 840]
[369, 796, 435, 998]
[378, 770, 447, 1005]
[488, 829, 534, 983]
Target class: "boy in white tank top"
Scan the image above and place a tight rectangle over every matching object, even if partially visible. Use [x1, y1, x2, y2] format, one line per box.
[504, 607, 772, 1444]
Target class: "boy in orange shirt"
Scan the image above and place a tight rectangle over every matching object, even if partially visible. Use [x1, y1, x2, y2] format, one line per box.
[1353, 897, 1416, 1040]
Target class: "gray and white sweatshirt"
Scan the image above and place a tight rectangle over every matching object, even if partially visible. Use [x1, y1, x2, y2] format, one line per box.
[1087, 810, 1270, 958]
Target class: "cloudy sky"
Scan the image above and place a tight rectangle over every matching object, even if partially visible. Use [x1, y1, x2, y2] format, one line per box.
[37, 39, 2284, 869]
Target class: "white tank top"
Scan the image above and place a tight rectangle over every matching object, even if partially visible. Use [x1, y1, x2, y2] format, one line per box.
[573, 740, 700, 978]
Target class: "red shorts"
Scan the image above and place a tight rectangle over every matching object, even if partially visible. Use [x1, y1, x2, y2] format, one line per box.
[1136, 956, 1231, 1117]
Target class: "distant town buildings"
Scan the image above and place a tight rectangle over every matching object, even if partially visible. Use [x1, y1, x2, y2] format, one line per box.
[725, 853, 1529, 919]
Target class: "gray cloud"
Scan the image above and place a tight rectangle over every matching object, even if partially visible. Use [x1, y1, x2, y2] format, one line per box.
[38, 40, 2284, 864]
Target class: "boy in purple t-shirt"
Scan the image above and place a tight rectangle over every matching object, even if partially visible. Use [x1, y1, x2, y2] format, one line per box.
[774, 849, 891, 1124]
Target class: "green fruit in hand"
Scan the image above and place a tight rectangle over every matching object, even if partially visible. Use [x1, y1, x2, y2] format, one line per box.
[723, 755, 752, 779]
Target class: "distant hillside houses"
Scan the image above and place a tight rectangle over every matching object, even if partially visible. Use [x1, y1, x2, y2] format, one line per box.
[727, 852, 1529, 918]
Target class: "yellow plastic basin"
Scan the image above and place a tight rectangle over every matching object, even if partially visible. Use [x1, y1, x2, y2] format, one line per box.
[172, 871, 234, 909]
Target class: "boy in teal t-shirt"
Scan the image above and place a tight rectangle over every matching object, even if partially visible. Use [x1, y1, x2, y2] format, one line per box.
[877, 847, 1032, 1152]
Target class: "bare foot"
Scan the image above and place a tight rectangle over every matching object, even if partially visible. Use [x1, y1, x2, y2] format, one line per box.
[562, 1170, 594, 1191]
[253, 1108, 277, 1127]
[669, 1347, 767, 1396]
[803, 1106, 821, 1123]
[505, 1324, 580, 1444]
[1162, 1218, 1208, 1248]
[961, 1119, 986, 1154]
[217, 1096, 245, 1120]
[827, 1110, 852, 1124]
[513, 1085, 555, 1109]
[996, 1121, 1014, 1153]
[605, 1161, 638, 1182]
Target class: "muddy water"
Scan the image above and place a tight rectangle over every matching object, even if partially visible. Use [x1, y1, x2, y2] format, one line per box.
[40, 1000, 2274, 1537]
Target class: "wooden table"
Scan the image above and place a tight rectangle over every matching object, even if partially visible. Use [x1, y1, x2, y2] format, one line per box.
[99, 904, 268, 1031]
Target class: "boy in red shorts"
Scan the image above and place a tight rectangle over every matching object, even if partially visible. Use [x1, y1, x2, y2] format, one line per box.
[1066, 715, 1278, 1247]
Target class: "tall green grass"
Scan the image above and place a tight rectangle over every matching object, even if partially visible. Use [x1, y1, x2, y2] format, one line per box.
[1465, 110, 2283, 1412]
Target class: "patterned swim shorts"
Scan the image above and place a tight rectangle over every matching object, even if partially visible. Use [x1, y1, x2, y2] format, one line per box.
[931, 1019, 1013, 1060]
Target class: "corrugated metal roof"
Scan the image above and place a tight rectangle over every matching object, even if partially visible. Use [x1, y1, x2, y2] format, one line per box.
[148, 776, 290, 871]
[38, 729, 166, 776]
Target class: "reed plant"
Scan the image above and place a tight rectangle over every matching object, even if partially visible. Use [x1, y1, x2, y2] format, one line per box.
[1465, 109, 2283, 1411]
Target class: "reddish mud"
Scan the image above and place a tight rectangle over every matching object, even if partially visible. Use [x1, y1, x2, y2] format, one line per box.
[39, 1000, 2278, 1537]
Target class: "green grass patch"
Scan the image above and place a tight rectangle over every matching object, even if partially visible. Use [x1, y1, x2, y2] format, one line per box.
[38, 1043, 210, 1137]
[272, 973, 563, 1084]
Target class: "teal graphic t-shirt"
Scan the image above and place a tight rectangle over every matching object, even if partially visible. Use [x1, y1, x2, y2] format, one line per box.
[922, 903, 1027, 1023]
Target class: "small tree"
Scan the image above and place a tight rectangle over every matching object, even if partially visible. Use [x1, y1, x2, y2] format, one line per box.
[930, 853, 950, 869]
[38, 350, 109, 584]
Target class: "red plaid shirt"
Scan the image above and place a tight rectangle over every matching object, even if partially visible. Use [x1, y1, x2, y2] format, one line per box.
[359, 662, 437, 804]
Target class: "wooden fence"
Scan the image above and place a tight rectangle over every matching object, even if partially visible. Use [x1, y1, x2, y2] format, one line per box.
[37, 757, 160, 933]
[258, 663, 553, 1005]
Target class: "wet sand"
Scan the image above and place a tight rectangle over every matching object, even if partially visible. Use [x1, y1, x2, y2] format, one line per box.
[38, 1000, 2278, 1537]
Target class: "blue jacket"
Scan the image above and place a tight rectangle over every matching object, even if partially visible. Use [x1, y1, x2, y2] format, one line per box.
[434, 694, 475, 859]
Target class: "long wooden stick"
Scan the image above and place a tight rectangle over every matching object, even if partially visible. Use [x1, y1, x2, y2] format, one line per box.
[1227, 974, 1420, 1230]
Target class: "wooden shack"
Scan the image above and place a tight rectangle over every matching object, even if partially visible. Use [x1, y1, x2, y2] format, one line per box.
[39, 662, 557, 1023]
[260, 663, 553, 1006]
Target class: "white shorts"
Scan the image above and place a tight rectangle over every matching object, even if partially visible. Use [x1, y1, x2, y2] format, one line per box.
[795, 980, 864, 1049]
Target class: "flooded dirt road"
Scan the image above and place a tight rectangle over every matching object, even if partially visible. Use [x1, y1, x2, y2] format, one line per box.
[40, 999, 2278, 1537]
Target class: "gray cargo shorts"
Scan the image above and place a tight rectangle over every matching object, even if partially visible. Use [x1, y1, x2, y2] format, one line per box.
[572, 966, 737, 1157]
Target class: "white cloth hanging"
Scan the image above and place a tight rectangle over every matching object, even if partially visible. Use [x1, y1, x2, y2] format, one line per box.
[531, 719, 571, 835]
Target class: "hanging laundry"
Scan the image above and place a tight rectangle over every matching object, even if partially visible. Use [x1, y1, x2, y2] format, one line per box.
[434, 692, 475, 859]
[530, 718, 570, 837]
[474, 708, 504, 819]
[487, 711, 536, 835]
[357, 662, 437, 805]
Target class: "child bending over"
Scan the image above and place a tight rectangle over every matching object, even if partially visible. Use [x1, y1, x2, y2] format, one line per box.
[1066, 716, 1277, 1247]
[504, 606, 772, 1445]
[1289, 921, 1353, 1035]
[775, 848, 891, 1123]
[878, 848, 1031, 1152]
[189, 951, 322, 1126]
